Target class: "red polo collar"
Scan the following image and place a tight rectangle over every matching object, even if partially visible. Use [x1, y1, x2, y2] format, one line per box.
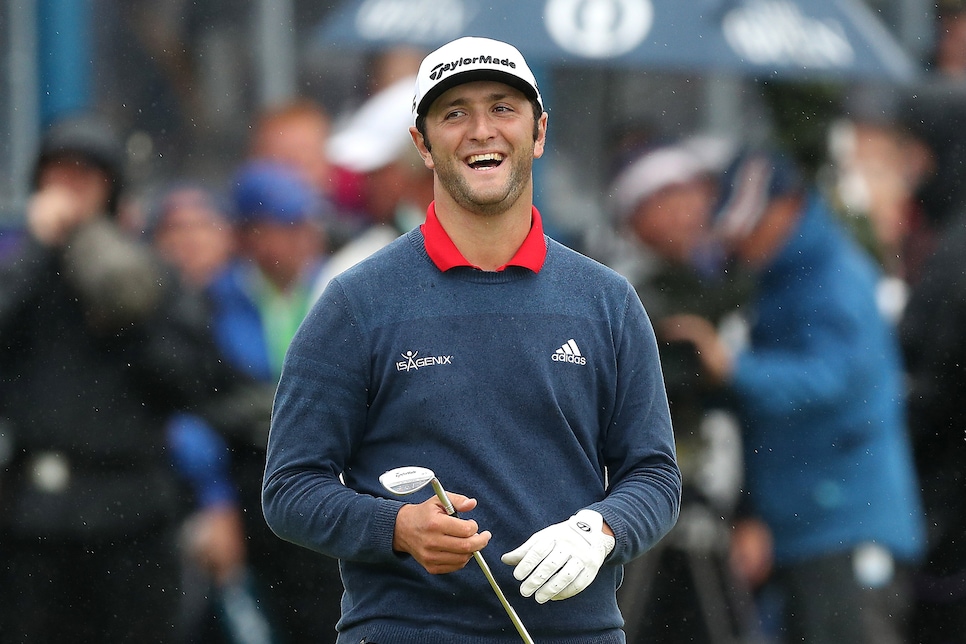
[420, 202, 547, 273]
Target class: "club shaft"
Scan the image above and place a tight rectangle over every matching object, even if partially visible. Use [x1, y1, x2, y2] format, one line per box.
[430, 479, 535, 644]
[472, 551, 535, 644]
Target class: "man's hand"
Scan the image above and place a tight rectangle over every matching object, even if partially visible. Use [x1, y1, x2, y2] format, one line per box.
[729, 518, 774, 590]
[182, 505, 247, 586]
[659, 314, 734, 385]
[501, 509, 615, 603]
[393, 493, 491, 574]
[27, 185, 89, 247]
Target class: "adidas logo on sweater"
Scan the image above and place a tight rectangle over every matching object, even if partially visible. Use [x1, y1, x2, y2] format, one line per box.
[552, 339, 586, 365]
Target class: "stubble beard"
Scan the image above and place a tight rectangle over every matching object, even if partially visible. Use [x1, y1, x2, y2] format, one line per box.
[432, 145, 533, 218]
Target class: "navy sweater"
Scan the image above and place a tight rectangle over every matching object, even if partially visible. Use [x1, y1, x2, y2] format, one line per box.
[263, 228, 681, 643]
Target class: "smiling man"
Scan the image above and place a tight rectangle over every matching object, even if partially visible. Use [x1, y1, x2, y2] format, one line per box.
[262, 37, 681, 643]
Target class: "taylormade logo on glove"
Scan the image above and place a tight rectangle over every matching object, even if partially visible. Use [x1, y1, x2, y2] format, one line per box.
[501, 509, 615, 604]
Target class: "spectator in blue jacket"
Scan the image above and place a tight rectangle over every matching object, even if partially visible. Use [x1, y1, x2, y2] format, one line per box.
[211, 161, 329, 382]
[206, 161, 343, 641]
[659, 147, 926, 643]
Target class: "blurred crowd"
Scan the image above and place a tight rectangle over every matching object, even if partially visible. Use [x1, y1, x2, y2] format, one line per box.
[2, 3, 966, 643]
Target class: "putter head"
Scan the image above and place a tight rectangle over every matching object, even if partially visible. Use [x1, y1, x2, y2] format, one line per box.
[379, 466, 436, 495]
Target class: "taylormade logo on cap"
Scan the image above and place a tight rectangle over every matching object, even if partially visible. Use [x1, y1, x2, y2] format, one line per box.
[428, 55, 517, 82]
[413, 37, 543, 122]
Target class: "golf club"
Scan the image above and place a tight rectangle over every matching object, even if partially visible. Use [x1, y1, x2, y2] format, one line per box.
[379, 466, 535, 644]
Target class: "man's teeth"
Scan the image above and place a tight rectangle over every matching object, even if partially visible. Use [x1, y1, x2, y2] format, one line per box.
[468, 153, 505, 166]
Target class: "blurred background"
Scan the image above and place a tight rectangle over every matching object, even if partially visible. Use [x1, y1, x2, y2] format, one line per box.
[5, 2, 966, 642]
[0, 0, 950, 241]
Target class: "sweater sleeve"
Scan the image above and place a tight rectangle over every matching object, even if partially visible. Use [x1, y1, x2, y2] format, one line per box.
[589, 286, 682, 563]
[262, 281, 405, 563]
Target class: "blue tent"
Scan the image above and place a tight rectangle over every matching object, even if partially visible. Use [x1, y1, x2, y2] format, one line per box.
[314, 0, 918, 82]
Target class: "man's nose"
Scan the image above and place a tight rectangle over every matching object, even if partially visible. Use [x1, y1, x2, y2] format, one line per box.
[467, 112, 496, 141]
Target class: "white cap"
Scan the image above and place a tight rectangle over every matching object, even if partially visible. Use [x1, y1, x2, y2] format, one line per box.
[412, 37, 543, 123]
[328, 76, 417, 174]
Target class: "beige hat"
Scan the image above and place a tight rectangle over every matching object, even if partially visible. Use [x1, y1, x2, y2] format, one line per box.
[611, 136, 736, 222]
[612, 146, 706, 222]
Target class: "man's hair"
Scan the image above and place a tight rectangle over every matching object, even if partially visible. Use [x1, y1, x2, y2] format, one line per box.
[415, 98, 543, 153]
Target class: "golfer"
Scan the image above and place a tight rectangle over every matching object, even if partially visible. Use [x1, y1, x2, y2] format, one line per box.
[262, 36, 681, 643]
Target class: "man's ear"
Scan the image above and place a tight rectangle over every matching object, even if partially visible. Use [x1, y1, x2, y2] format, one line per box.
[533, 112, 548, 160]
[410, 126, 434, 170]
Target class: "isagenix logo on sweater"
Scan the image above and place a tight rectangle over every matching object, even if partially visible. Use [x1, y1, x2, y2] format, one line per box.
[396, 350, 453, 372]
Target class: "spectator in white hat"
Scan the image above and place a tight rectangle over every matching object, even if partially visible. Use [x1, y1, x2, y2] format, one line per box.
[609, 139, 757, 642]
[314, 75, 434, 299]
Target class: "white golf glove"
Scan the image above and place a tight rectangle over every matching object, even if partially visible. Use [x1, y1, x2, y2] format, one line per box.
[501, 509, 615, 604]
